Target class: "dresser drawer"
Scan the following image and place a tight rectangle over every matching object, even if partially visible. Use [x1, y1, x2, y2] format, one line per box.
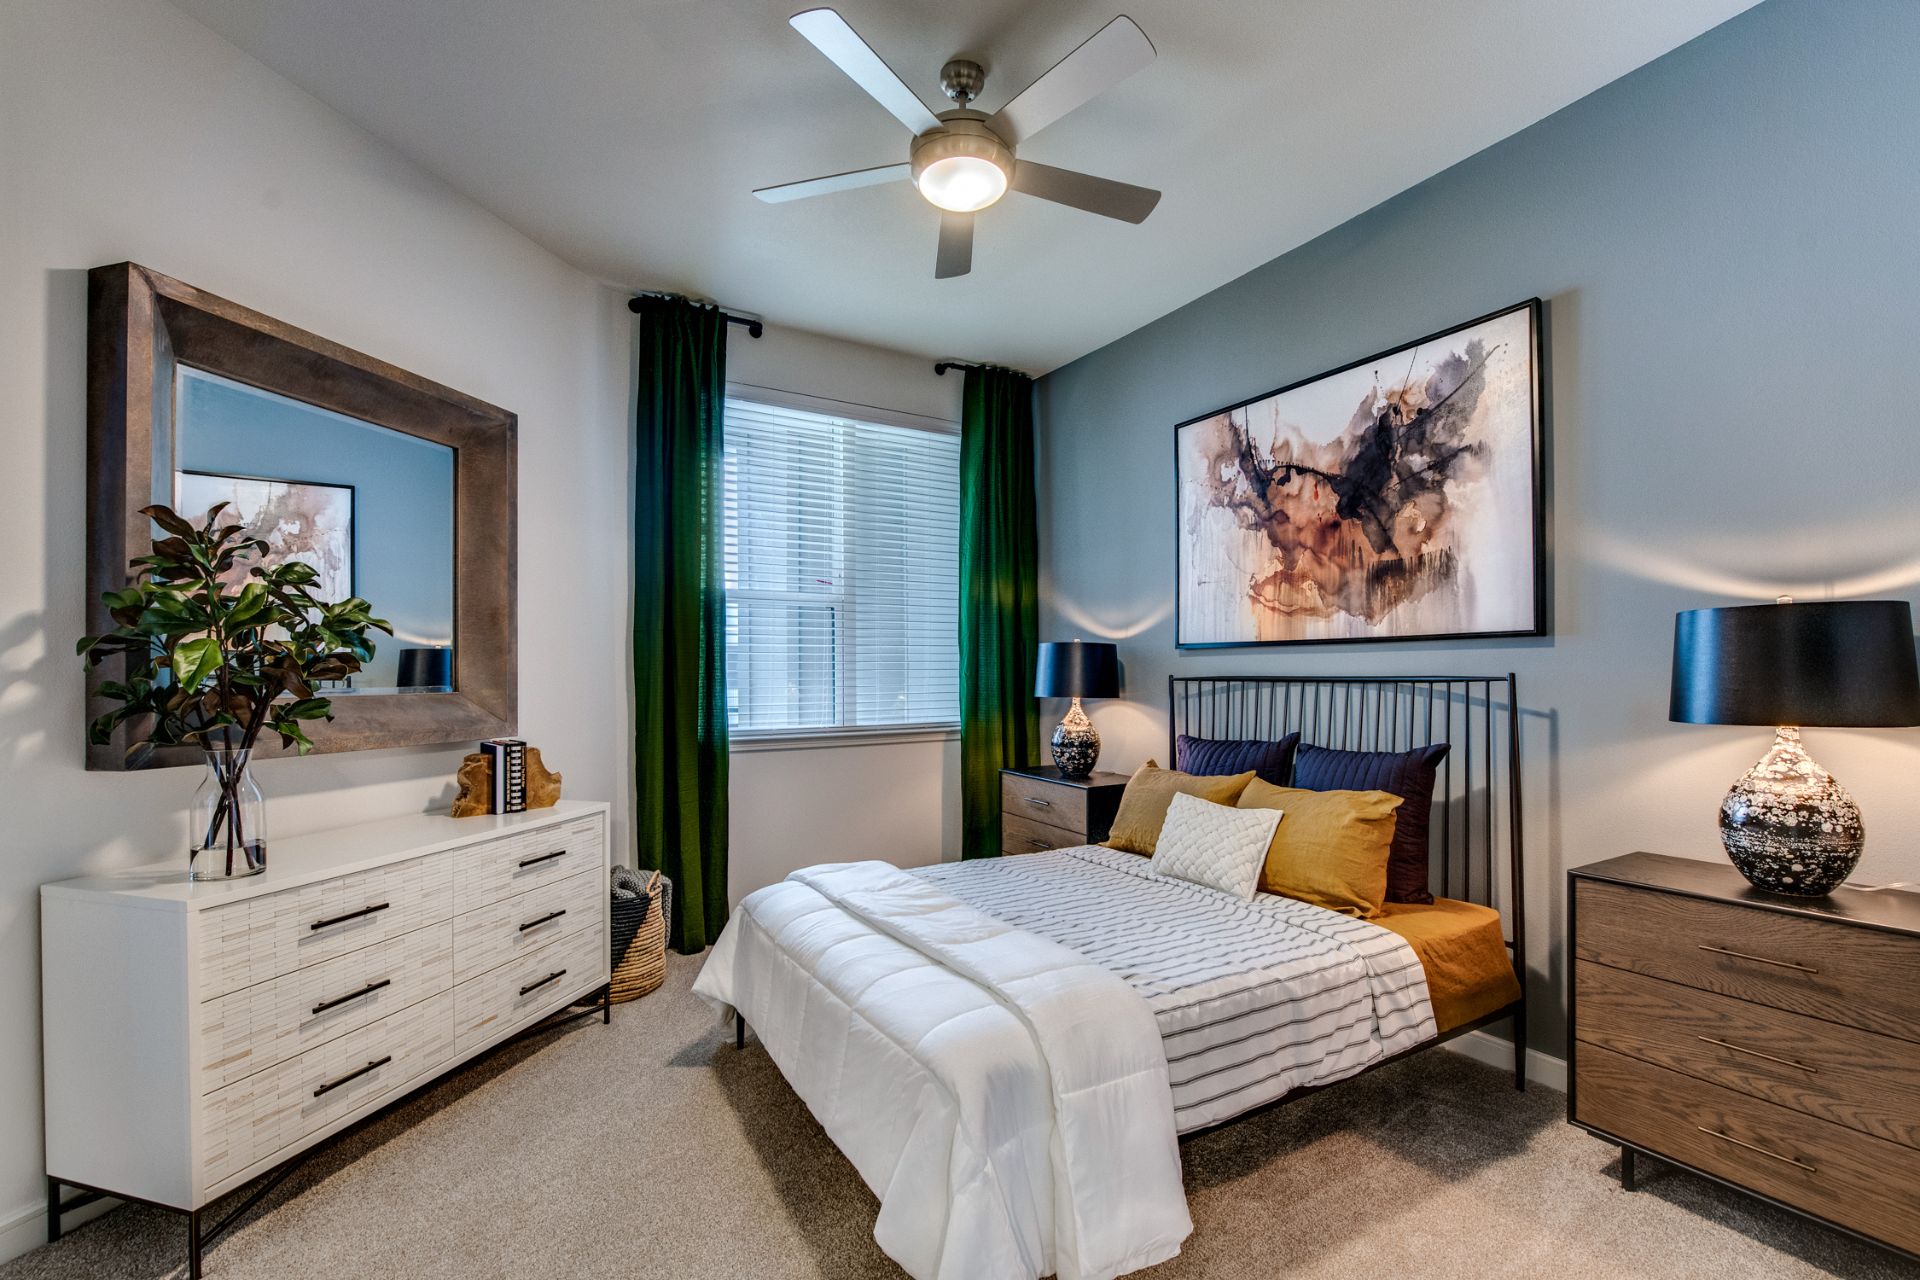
[1575, 879, 1920, 1043]
[1001, 811, 1083, 856]
[452, 868, 604, 984]
[1577, 1044, 1920, 1254]
[1001, 773, 1088, 832]
[199, 989, 453, 1192]
[198, 923, 453, 1093]
[463, 815, 605, 909]
[1576, 960, 1920, 1150]
[198, 854, 454, 999]
[453, 924, 604, 1055]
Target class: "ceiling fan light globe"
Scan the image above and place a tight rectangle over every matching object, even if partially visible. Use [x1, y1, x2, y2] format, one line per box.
[918, 155, 1008, 212]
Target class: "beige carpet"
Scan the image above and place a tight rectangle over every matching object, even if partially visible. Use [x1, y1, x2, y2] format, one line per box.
[7, 953, 1915, 1280]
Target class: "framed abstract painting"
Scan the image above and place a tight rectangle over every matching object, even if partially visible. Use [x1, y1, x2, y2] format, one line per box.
[1175, 299, 1545, 648]
[174, 470, 356, 604]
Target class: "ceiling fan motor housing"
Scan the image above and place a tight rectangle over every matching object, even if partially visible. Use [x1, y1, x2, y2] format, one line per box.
[910, 116, 1014, 186]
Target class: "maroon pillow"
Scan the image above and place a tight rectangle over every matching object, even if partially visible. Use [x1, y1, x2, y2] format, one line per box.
[1292, 742, 1450, 904]
[1174, 732, 1300, 789]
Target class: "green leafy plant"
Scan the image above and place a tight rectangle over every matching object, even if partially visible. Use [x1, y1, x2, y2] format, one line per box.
[78, 503, 391, 758]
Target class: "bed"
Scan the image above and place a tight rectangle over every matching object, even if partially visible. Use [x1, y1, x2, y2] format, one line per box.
[694, 674, 1527, 1280]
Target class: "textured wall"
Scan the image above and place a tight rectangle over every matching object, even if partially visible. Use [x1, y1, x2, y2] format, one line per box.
[1035, 0, 1920, 1058]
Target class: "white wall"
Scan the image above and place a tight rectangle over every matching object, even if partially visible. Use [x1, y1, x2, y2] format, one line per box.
[0, 0, 632, 1257]
[722, 325, 965, 900]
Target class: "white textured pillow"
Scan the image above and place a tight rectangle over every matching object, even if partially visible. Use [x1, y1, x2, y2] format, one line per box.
[1149, 791, 1282, 900]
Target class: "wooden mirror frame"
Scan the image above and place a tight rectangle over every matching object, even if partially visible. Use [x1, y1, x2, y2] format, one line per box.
[86, 262, 517, 770]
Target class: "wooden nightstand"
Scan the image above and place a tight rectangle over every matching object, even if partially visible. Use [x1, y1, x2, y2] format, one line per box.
[1570, 852, 1920, 1261]
[999, 765, 1130, 855]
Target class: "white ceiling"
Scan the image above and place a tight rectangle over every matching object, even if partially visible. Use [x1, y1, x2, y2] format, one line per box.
[172, 0, 1759, 373]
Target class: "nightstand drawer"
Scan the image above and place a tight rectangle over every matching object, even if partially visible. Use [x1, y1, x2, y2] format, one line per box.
[1575, 879, 1920, 1043]
[1577, 1044, 1920, 1255]
[1576, 960, 1920, 1150]
[1001, 773, 1089, 832]
[1001, 812, 1083, 855]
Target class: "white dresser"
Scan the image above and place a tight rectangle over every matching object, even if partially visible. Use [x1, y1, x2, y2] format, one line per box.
[40, 800, 611, 1263]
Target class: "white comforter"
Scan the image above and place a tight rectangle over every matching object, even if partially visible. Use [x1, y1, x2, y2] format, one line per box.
[692, 860, 1192, 1280]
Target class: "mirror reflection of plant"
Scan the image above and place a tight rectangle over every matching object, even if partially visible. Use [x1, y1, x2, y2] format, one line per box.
[77, 502, 392, 758]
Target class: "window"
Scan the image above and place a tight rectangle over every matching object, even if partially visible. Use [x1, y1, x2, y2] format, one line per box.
[722, 394, 960, 738]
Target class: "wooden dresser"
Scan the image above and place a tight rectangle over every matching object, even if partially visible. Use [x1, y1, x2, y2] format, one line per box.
[999, 765, 1129, 855]
[41, 801, 611, 1276]
[1570, 852, 1920, 1259]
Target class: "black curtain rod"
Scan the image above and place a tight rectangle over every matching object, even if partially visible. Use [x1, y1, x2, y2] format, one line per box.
[627, 294, 763, 338]
[933, 360, 980, 376]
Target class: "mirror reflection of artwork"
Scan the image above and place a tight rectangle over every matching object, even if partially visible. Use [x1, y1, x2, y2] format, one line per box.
[169, 366, 455, 690]
[174, 471, 355, 603]
[1175, 300, 1544, 648]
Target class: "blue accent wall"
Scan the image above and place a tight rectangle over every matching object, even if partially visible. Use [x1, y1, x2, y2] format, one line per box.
[1036, 0, 1920, 1054]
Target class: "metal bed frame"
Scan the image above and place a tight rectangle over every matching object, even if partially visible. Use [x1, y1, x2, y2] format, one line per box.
[1168, 672, 1530, 1130]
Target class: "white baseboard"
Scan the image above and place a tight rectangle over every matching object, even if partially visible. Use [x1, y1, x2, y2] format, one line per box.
[1441, 1028, 1568, 1092]
[0, 1191, 120, 1266]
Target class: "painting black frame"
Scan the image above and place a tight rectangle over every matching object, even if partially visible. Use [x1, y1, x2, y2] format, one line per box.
[174, 469, 359, 603]
[1172, 297, 1547, 650]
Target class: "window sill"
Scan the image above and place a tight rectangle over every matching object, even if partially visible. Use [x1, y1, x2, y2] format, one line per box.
[729, 725, 960, 754]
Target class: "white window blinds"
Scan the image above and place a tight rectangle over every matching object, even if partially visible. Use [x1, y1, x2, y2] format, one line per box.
[722, 395, 960, 736]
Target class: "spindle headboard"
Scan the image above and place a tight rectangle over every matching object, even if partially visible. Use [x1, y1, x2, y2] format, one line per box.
[1168, 674, 1526, 957]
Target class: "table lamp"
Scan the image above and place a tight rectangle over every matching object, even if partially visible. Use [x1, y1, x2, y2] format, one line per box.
[1035, 641, 1119, 778]
[1670, 597, 1920, 896]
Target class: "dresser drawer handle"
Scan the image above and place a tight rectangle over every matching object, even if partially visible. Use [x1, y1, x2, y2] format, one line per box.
[1697, 944, 1818, 974]
[1025, 837, 1049, 849]
[519, 908, 568, 932]
[1022, 795, 1053, 809]
[1696, 1126, 1817, 1173]
[520, 968, 567, 997]
[314, 1055, 392, 1098]
[312, 978, 393, 1016]
[518, 849, 567, 869]
[1697, 1035, 1817, 1073]
[310, 902, 391, 932]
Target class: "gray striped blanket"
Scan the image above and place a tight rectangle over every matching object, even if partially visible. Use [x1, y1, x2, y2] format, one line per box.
[915, 845, 1436, 1133]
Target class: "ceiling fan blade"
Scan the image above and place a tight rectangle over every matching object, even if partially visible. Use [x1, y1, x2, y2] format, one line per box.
[987, 15, 1155, 146]
[754, 162, 912, 204]
[1011, 161, 1161, 223]
[789, 9, 943, 135]
[935, 212, 974, 279]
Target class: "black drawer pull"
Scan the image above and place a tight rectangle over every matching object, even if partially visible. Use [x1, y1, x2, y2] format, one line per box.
[518, 849, 567, 869]
[1696, 1126, 1817, 1173]
[310, 902, 390, 931]
[1021, 795, 1053, 809]
[1697, 1035, 1817, 1073]
[312, 978, 393, 1015]
[314, 1055, 391, 1098]
[520, 968, 567, 997]
[519, 908, 568, 932]
[1697, 944, 1818, 974]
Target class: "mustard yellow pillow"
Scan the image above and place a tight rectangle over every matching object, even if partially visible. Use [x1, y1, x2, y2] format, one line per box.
[1237, 777, 1402, 918]
[1105, 761, 1256, 855]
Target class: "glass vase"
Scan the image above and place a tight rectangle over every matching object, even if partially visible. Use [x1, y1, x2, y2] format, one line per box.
[190, 745, 267, 880]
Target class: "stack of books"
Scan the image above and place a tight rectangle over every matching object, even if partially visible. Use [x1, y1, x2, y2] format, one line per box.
[480, 738, 528, 814]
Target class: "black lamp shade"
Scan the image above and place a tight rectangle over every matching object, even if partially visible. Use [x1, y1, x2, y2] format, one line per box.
[397, 646, 453, 690]
[1034, 641, 1119, 700]
[1670, 600, 1920, 727]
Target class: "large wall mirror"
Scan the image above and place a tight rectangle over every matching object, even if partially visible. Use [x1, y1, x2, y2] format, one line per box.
[87, 262, 517, 769]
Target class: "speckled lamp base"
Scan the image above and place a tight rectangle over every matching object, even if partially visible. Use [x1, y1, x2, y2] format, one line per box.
[1050, 697, 1101, 778]
[1720, 727, 1864, 897]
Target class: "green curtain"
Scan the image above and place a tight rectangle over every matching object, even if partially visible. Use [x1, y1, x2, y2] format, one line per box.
[959, 366, 1042, 859]
[632, 295, 730, 952]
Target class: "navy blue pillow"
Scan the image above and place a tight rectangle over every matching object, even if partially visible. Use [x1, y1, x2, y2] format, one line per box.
[1292, 742, 1450, 904]
[1174, 732, 1300, 789]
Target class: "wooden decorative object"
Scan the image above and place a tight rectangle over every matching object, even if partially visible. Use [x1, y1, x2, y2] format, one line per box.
[87, 262, 518, 769]
[450, 746, 562, 817]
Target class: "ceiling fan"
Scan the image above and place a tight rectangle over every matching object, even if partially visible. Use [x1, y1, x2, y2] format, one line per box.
[755, 9, 1161, 279]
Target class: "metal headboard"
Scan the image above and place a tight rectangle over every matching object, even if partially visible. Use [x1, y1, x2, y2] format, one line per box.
[1168, 674, 1526, 957]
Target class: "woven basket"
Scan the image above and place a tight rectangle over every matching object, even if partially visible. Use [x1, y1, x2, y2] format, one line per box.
[609, 870, 670, 1003]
